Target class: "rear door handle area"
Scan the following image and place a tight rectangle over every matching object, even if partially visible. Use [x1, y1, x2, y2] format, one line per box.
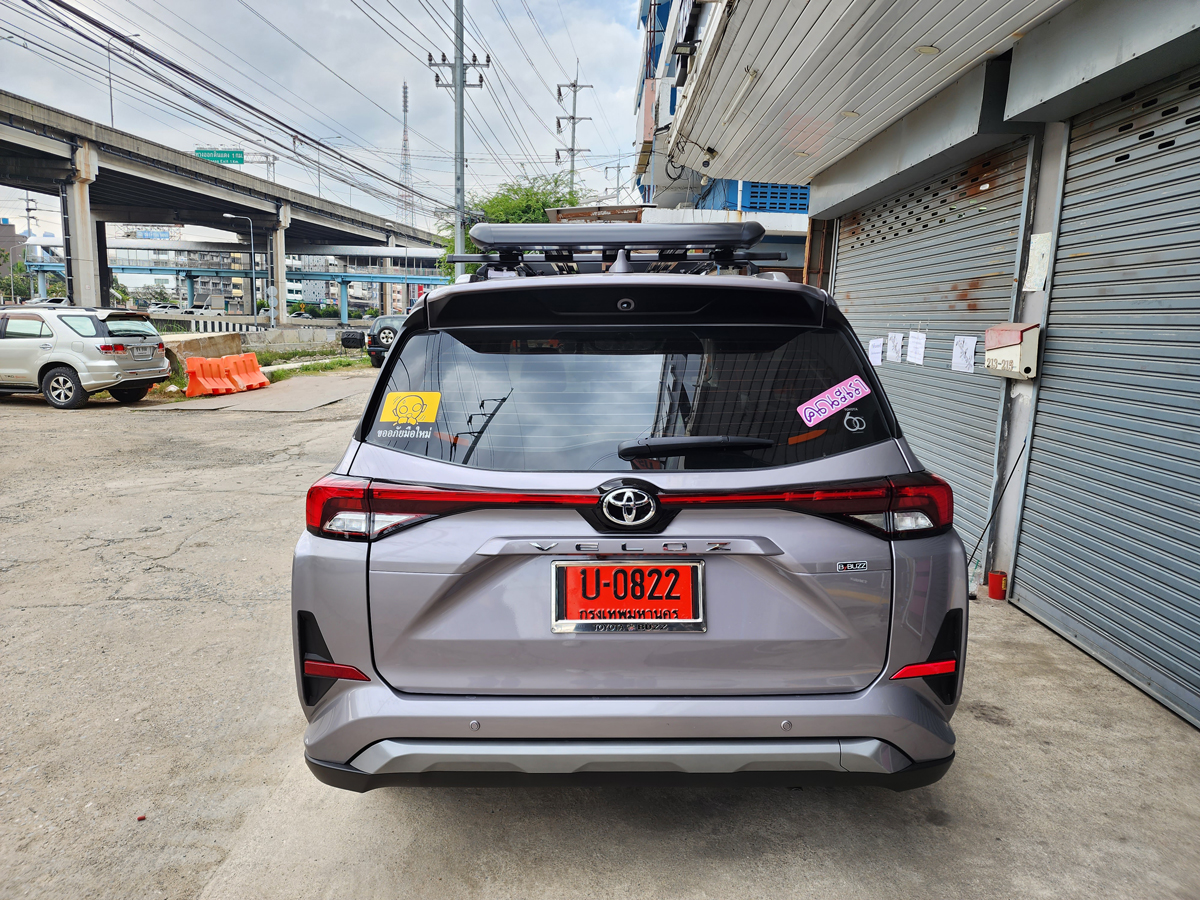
[39, 343, 53, 350]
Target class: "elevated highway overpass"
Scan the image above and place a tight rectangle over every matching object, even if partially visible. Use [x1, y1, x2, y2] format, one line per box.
[0, 89, 440, 308]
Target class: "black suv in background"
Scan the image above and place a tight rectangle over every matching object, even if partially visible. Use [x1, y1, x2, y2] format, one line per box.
[366, 315, 405, 368]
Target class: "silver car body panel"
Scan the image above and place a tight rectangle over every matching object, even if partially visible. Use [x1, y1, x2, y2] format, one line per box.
[347, 736, 911, 775]
[293, 271, 969, 785]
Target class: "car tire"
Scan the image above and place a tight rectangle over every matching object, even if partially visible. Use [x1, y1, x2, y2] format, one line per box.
[42, 367, 87, 409]
[370, 355, 383, 368]
[110, 386, 150, 404]
[378, 327, 397, 347]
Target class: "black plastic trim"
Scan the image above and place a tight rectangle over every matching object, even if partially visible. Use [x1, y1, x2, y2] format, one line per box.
[305, 752, 954, 793]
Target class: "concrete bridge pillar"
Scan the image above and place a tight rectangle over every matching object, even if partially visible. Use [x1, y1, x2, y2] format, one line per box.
[186, 275, 196, 309]
[339, 280, 349, 325]
[61, 141, 100, 307]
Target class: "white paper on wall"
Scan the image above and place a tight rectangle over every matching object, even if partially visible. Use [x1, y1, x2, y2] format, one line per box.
[1022, 232, 1053, 292]
[907, 331, 927, 365]
[868, 338, 884, 366]
[952, 335, 978, 373]
[886, 332, 904, 362]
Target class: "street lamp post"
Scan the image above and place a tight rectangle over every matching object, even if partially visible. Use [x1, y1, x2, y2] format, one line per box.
[222, 214, 257, 326]
[106, 33, 139, 128]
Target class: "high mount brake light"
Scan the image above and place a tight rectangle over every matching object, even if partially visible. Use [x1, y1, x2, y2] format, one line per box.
[305, 474, 600, 540]
[658, 471, 953, 538]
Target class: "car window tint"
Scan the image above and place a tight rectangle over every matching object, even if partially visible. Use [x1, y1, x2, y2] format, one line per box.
[3, 316, 49, 338]
[61, 315, 100, 337]
[367, 326, 893, 472]
[104, 317, 159, 337]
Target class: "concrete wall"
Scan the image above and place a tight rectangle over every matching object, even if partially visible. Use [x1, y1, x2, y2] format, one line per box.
[161, 332, 243, 373]
[1006, 0, 1200, 122]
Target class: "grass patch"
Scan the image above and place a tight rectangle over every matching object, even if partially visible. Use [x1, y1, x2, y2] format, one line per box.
[267, 356, 372, 383]
[252, 347, 350, 367]
[147, 365, 191, 401]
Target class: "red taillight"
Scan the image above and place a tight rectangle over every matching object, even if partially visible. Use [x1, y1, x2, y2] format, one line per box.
[303, 660, 370, 681]
[96, 343, 126, 354]
[305, 474, 599, 540]
[658, 471, 952, 537]
[891, 659, 957, 679]
[157, 342, 165, 350]
[306, 474, 371, 537]
[890, 472, 953, 533]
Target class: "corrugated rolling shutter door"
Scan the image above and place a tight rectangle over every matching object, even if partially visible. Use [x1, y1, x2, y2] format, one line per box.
[1011, 68, 1200, 726]
[833, 141, 1029, 556]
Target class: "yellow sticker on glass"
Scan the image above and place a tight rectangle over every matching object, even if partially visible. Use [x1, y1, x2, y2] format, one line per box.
[380, 391, 441, 424]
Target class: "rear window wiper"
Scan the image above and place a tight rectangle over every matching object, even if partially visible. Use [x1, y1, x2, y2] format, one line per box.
[617, 435, 774, 460]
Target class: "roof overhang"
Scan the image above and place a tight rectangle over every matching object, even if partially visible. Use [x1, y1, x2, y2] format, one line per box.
[664, 0, 1072, 187]
[808, 57, 1041, 219]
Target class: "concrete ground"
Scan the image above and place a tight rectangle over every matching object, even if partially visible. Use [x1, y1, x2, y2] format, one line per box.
[1, 370, 1197, 899]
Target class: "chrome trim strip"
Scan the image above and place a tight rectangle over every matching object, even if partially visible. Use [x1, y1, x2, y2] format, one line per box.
[349, 738, 912, 775]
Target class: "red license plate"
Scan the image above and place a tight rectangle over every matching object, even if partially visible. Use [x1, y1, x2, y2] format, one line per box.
[552, 561, 705, 633]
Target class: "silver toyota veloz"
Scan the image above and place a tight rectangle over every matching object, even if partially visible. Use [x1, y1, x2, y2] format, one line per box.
[293, 223, 967, 791]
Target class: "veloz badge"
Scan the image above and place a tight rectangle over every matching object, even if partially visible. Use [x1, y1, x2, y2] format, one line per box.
[836, 561, 868, 572]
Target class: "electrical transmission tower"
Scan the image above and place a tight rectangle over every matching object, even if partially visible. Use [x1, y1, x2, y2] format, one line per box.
[429, 0, 489, 278]
[399, 81, 414, 229]
[556, 62, 592, 197]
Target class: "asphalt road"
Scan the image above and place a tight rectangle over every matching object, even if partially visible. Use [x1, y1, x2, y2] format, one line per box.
[2, 371, 1198, 899]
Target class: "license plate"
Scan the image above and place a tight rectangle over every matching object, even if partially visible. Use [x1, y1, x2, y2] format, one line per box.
[552, 560, 705, 633]
[130, 345, 153, 359]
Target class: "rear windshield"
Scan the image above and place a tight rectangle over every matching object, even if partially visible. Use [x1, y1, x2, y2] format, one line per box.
[104, 316, 160, 338]
[366, 327, 893, 471]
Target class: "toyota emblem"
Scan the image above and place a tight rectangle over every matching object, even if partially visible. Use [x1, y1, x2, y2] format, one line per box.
[600, 487, 657, 527]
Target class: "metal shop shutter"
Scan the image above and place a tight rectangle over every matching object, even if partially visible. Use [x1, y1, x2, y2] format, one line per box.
[833, 141, 1029, 557]
[1011, 68, 1200, 727]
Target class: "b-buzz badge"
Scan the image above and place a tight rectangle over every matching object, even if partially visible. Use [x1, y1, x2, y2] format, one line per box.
[376, 391, 441, 440]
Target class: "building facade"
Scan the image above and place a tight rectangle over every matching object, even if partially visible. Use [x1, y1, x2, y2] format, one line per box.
[651, 0, 1200, 727]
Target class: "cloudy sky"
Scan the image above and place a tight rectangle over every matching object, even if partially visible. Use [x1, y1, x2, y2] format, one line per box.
[0, 0, 642, 236]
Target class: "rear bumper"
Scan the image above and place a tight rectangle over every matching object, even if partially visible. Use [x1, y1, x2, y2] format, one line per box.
[305, 746, 954, 792]
[301, 678, 957, 773]
[79, 360, 170, 391]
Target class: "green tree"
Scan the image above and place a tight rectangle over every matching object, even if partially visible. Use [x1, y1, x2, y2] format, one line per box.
[438, 172, 579, 276]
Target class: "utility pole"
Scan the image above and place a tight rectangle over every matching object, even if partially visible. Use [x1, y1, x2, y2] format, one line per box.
[605, 155, 629, 202]
[430, 4, 489, 278]
[556, 61, 592, 198]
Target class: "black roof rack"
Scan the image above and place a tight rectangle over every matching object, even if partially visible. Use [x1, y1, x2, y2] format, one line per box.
[449, 222, 785, 274]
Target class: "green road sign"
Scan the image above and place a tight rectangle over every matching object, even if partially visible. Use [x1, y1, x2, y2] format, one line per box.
[195, 148, 244, 165]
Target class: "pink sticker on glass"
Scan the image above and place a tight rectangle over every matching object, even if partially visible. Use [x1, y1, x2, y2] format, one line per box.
[796, 375, 872, 427]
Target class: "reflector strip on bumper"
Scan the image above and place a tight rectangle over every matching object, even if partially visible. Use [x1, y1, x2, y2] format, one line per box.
[890, 659, 956, 679]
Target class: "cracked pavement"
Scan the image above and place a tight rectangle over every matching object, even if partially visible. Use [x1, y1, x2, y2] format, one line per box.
[2, 370, 1200, 900]
[0, 377, 370, 900]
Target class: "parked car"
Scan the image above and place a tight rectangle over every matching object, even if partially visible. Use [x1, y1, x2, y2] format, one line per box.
[147, 304, 182, 314]
[294, 223, 967, 792]
[0, 306, 170, 408]
[289, 311, 314, 319]
[365, 315, 405, 367]
[182, 307, 225, 316]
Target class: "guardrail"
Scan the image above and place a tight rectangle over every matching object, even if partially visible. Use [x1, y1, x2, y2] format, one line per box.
[150, 313, 268, 334]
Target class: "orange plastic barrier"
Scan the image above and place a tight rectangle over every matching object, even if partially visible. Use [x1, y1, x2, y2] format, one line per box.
[185, 355, 240, 397]
[222, 352, 269, 391]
